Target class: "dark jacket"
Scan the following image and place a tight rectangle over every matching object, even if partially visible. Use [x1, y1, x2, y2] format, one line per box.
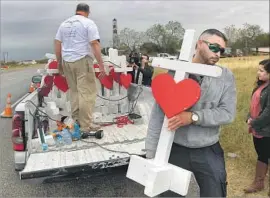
[135, 65, 154, 86]
[248, 83, 270, 137]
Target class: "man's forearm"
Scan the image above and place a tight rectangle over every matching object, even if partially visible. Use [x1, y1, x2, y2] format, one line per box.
[194, 70, 237, 127]
[91, 41, 104, 70]
[194, 106, 236, 127]
[54, 40, 62, 63]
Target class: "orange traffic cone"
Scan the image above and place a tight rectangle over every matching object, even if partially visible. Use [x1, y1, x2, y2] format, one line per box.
[29, 83, 35, 93]
[1, 93, 13, 118]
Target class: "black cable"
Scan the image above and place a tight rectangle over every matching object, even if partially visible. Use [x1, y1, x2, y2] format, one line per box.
[25, 100, 58, 122]
[102, 60, 130, 68]
[79, 140, 143, 156]
[128, 85, 143, 114]
[96, 94, 127, 101]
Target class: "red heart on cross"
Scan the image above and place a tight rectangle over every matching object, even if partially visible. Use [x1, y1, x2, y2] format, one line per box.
[151, 73, 201, 118]
[54, 75, 69, 93]
[110, 69, 121, 84]
[93, 64, 113, 89]
[48, 61, 58, 69]
[44, 75, 54, 86]
[109, 67, 117, 81]
[99, 76, 113, 89]
[120, 73, 132, 89]
[40, 75, 54, 96]
[108, 66, 114, 83]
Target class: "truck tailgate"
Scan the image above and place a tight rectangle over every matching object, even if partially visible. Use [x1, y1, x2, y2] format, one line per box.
[20, 140, 145, 180]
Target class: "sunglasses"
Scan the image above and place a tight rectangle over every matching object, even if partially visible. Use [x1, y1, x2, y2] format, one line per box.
[202, 40, 225, 54]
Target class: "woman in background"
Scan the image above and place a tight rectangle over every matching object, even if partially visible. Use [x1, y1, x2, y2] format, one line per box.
[244, 59, 270, 195]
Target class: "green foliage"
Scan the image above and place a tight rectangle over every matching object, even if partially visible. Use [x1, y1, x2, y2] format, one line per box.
[110, 21, 268, 56]
[255, 33, 270, 47]
[118, 21, 185, 55]
[140, 42, 160, 54]
[224, 23, 268, 55]
[36, 59, 48, 64]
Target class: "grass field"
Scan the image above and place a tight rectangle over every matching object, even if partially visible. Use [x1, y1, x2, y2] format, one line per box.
[0, 63, 44, 72]
[153, 55, 270, 197]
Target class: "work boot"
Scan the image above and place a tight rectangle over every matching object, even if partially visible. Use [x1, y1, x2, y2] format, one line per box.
[88, 123, 101, 131]
[244, 160, 268, 193]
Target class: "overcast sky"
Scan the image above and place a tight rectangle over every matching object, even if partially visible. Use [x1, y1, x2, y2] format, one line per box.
[1, 0, 269, 61]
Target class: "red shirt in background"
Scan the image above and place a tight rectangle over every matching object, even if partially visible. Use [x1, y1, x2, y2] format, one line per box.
[249, 82, 269, 138]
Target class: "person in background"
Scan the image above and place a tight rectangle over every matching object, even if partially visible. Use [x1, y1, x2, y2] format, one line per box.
[244, 59, 270, 195]
[145, 29, 237, 197]
[127, 51, 137, 83]
[135, 54, 154, 86]
[54, 3, 105, 132]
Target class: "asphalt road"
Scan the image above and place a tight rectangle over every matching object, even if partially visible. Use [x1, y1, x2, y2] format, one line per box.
[0, 66, 199, 197]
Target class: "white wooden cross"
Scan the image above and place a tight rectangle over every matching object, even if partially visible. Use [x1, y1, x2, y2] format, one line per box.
[126, 29, 223, 197]
[93, 48, 133, 115]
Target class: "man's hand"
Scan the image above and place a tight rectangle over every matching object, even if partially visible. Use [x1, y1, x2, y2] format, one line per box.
[168, 111, 193, 131]
[90, 39, 107, 80]
[133, 63, 139, 69]
[54, 39, 63, 75]
[247, 118, 252, 127]
[97, 63, 106, 79]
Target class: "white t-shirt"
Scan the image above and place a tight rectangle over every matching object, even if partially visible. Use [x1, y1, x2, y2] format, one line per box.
[55, 15, 100, 62]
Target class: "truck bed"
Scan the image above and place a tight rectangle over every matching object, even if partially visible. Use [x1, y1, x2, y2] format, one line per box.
[20, 85, 155, 180]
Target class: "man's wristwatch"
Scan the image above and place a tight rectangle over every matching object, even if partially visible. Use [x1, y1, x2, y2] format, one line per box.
[191, 112, 199, 123]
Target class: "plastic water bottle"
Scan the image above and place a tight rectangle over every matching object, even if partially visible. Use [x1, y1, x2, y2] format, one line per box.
[42, 143, 48, 151]
[72, 122, 81, 141]
[62, 128, 72, 145]
[55, 134, 64, 147]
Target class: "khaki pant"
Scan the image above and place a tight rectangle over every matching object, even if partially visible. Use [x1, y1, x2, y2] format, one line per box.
[63, 56, 97, 131]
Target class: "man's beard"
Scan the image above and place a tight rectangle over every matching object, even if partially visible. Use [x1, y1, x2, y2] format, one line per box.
[201, 51, 219, 65]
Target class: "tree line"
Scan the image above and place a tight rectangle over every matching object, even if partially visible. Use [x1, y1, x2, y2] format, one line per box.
[102, 21, 269, 56]
[224, 23, 269, 55]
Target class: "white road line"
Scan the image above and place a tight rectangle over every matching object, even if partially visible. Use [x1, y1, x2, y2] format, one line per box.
[6, 77, 17, 81]
[1, 93, 30, 117]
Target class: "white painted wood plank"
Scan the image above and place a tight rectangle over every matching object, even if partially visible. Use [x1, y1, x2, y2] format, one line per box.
[94, 67, 133, 72]
[60, 151, 67, 168]
[152, 58, 222, 78]
[108, 125, 122, 143]
[179, 29, 196, 62]
[49, 151, 60, 169]
[22, 138, 146, 173]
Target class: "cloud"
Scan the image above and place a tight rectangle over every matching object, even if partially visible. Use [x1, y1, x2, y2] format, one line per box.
[1, 0, 269, 61]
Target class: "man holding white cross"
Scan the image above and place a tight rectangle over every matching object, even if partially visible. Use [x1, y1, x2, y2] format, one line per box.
[145, 29, 237, 197]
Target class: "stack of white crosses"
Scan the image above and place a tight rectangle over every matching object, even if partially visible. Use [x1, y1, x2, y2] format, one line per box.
[93, 48, 133, 122]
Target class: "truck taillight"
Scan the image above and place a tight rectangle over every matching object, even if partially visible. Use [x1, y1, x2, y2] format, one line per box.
[12, 113, 25, 151]
[12, 129, 24, 151]
[12, 113, 22, 130]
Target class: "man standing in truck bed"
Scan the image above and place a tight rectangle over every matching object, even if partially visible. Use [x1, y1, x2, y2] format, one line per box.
[54, 3, 106, 132]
